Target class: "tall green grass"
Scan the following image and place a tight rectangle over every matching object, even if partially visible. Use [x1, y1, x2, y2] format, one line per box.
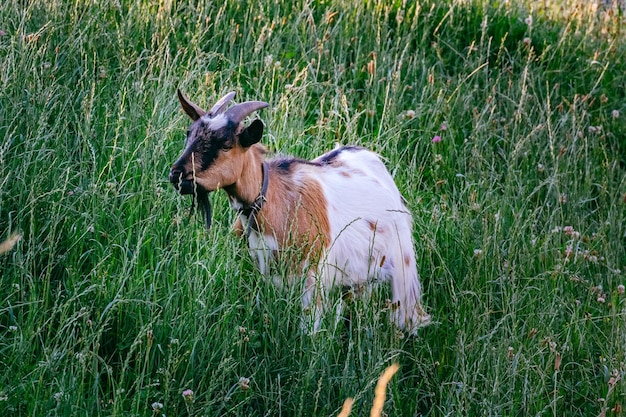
[1, 0, 625, 415]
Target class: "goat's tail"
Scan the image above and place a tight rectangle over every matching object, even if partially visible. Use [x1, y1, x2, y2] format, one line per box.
[390, 248, 431, 334]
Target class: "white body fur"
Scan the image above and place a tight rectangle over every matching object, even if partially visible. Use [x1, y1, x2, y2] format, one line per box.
[244, 146, 431, 334]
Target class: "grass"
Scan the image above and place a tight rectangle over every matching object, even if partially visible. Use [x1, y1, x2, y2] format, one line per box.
[1, 0, 625, 415]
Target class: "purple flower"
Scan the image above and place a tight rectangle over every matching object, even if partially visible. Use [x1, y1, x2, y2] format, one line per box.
[182, 389, 194, 403]
[432, 135, 441, 143]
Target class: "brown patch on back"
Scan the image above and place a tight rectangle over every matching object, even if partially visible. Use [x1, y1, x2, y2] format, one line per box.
[404, 253, 411, 267]
[254, 167, 331, 273]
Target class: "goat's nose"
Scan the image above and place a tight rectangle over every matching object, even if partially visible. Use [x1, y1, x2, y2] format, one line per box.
[169, 167, 183, 184]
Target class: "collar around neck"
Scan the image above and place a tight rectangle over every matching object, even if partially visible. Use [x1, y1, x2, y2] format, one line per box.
[239, 161, 269, 235]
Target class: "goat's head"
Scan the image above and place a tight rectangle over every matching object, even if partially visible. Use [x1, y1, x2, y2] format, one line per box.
[169, 90, 269, 228]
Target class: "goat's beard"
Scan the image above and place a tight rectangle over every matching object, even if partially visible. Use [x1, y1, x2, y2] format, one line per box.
[190, 186, 212, 230]
[172, 176, 213, 230]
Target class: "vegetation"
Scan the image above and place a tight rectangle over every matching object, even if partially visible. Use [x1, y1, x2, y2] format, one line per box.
[1, 0, 625, 415]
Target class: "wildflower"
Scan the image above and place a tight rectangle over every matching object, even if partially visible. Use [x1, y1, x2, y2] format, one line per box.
[239, 377, 250, 390]
[0, 30, 6, 36]
[8, 326, 17, 332]
[597, 294, 606, 303]
[440, 121, 448, 131]
[473, 249, 483, 258]
[405, 109, 415, 119]
[432, 135, 441, 143]
[564, 245, 573, 259]
[537, 163, 544, 173]
[523, 37, 531, 46]
[182, 389, 194, 403]
[563, 226, 580, 239]
[612, 110, 620, 119]
[151, 402, 164, 413]
[617, 284, 625, 294]
[525, 16, 533, 25]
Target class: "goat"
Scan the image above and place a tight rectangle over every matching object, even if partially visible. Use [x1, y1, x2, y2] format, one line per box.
[169, 90, 431, 334]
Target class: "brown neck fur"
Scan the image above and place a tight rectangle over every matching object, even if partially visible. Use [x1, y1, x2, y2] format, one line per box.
[226, 145, 331, 270]
[224, 144, 267, 205]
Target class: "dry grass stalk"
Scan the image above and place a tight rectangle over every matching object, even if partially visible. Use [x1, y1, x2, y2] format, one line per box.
[337, 364, 400, 417]
[337, 398, 354, 417]
[370, 363, 399, 417]
[0, 233, 21, 255]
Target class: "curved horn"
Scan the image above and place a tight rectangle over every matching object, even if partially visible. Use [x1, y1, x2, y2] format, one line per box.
[208, 91, 236, 117]
[223, 101, 269, 125]
[177, 89, 206, 121]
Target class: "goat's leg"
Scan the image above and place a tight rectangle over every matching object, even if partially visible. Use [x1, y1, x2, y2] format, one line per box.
[301, 270, 324, 333]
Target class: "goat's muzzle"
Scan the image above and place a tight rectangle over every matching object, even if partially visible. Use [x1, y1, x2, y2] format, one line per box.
[169, 167, 213, 229]
[169, 167, 195, 195]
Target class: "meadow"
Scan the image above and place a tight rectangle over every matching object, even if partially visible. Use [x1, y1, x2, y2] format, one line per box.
[1, 0, 625, 415]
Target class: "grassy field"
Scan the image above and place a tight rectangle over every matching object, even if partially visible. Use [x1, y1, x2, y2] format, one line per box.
[1, 0, 625, 415]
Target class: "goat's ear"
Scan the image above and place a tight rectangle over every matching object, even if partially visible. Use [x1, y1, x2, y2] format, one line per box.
[177, 89, 206, 121]
[239, 119, 264, 148]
